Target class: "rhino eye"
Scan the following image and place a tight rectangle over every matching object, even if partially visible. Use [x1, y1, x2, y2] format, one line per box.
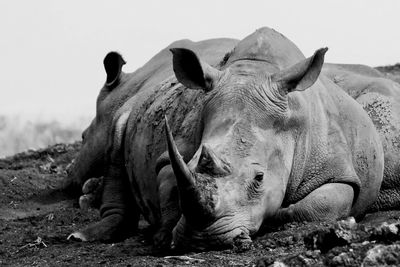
[247, 172, 264, 200]
[254, 172, 264, 182]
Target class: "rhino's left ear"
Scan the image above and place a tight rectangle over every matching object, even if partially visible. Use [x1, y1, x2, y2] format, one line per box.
[104, 51, 126, 88]
[170, 48, 221, 92]
[272, 47, 328, 94]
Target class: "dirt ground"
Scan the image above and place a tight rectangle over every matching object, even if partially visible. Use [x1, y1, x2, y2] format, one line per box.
[2, 66, 400, 267]
[3, 144, 400, 267]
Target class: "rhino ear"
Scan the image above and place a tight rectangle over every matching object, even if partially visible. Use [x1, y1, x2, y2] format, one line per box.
[103, 51, 126, 88]
[272, 47, 328, 94]
[170, 48, 220, 92]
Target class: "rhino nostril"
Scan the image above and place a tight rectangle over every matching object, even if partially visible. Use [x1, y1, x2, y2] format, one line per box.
[237, 231, 249, 239]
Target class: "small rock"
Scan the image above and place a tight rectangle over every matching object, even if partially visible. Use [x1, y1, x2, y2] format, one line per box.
[340, 217, 357, 228]
[277, 236, 294, 246]
[263, 239, 276, 249]
[330, 252, 353, 266]
[292, 233, 302, 243]
[304, 217, 364, 252]
[270, 261, 288, 267]
[232, 238, 254, 253]
[370, 222, 400, 242]
[164, 255, 205, 263]
[362, 244, 400, 266]
[304, 228, 348, 253]
[297, 254, 314, 265]
[305, 250, 320, 259]
[255, 256, 275, 267]
[335, 217, 358, 241]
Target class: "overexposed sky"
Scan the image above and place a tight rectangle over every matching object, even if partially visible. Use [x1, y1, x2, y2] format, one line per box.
[1, 0, 400, 123]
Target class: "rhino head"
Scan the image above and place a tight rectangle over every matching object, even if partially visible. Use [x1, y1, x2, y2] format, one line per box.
[66, 51, 126, 194]
[167, 45, 327, 250]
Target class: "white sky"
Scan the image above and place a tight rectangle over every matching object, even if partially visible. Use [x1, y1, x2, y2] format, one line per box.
[1, 0, 400, 124]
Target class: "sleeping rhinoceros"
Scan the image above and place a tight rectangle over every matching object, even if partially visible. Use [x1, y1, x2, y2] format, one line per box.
[66, 27, 400, 250]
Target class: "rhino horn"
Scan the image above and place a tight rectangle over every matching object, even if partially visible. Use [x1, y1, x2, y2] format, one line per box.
[197, 144, 231, 175]
[164, 116, 210, 222]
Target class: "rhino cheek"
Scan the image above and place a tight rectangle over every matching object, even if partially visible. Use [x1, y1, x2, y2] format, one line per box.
[261, 184, 286, 218]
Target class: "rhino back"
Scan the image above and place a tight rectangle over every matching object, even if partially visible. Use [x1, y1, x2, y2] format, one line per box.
[118, 38, 238, 225]
[109, 38, 234, 115]
[323, 63, 384, 78]
[352, 79, 400, 210]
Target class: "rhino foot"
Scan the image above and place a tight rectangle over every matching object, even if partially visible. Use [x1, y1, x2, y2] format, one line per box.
[153, 228, 173, 249]
[67, 214, 136, 243]
[79, 194, 97, 210]
[79, 177, 104, 210]
[67, 232, 88, 242]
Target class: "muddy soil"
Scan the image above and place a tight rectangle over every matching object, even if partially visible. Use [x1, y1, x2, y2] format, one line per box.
[2, 65, 400, 267]
[2, 143, 400, 267]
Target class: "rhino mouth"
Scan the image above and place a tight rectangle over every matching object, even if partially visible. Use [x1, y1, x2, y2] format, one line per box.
[171, 216, 252, 251]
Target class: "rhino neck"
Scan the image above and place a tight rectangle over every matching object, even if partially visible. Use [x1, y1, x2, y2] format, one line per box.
[224, 27, 306, 71]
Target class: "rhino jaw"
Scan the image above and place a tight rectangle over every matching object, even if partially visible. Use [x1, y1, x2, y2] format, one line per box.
[171, 215, 252, 251]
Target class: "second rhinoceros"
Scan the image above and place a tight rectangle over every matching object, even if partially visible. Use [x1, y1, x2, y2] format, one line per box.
[66, 27, 400, 250]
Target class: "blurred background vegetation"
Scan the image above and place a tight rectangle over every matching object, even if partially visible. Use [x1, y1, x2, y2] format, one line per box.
[0, 115, 89, 158]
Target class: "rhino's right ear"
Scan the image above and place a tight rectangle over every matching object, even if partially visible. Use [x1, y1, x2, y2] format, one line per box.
[271, 47, 328, 94]
[103, 51, 126, 88]
[170, 48, 220, 92]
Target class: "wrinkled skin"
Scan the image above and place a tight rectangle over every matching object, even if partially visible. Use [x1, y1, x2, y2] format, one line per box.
[66, 27, 400, 250]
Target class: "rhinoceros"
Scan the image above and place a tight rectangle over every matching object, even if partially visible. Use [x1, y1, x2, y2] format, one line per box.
[66, 27, 400, 250]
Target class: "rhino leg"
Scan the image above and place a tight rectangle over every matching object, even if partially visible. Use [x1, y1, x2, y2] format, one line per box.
[153, 164, 180, 248]
[68, 164, 139, 242]
[274, 183, 354, 223]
